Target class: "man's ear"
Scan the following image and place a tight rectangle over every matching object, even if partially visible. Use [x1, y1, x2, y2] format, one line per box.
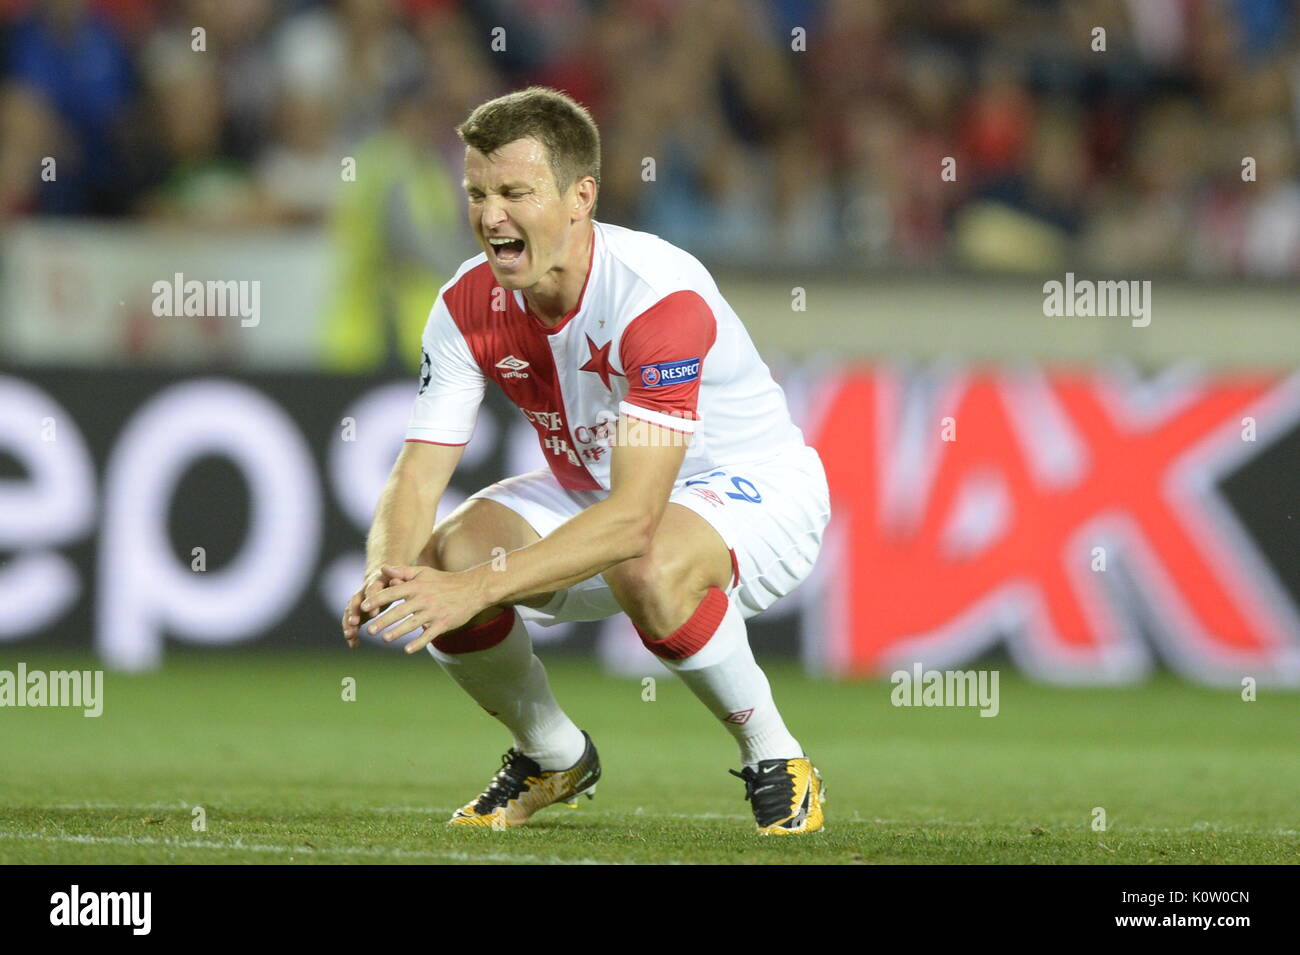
[571, 175, 597, 220]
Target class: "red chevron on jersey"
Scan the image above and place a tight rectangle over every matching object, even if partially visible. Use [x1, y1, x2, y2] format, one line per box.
[445, 261, 598, 490]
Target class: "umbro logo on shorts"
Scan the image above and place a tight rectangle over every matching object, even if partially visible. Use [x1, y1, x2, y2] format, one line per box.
[690, 487, 725, 508]
[496, 355, 531, 379]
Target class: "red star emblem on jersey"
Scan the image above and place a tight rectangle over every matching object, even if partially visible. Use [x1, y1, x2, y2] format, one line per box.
[579, 334, 620, 390]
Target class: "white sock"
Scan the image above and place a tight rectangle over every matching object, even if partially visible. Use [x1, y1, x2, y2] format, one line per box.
[641, 588, 803, 770]
[426, 608, 587, 771]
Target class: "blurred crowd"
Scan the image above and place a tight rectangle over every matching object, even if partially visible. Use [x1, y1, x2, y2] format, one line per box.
[2, 0, 1299, 277]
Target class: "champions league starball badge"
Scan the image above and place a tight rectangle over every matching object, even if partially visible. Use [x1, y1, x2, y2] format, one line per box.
[418, 349, 432, 394]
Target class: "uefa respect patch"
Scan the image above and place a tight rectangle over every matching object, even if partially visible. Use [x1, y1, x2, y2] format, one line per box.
[639, 357, 701, 388]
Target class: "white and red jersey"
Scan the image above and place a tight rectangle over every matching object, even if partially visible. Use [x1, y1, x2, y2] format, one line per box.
[405, 219, 808, 491]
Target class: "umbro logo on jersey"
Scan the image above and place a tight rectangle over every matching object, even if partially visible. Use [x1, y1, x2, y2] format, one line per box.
[495, 355, 531, 379]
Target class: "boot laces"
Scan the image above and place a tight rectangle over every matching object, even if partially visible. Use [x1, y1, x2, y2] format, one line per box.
[729, 761, 796, 827]
[474, 750, 539, 813]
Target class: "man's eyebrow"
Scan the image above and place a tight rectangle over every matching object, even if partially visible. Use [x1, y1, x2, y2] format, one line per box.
[463, 180, 532, 192]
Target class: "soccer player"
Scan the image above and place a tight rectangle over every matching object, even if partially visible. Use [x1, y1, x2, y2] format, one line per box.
[341, 87, 831, 835]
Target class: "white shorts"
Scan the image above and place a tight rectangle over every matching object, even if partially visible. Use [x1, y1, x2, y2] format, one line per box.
[466, 445, 831, 625]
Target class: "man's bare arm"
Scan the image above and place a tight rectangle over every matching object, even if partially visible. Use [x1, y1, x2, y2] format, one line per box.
[471, 421, 685, 606]
[360, 417, 688, 648]
[364, 441, 463, 578]
[342, 441, 462, 646]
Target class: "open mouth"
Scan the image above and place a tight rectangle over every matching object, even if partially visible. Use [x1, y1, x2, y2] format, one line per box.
[488, 236, 526, 265]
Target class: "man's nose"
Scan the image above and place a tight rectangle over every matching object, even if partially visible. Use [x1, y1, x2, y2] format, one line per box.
[481, 200, 508, 230]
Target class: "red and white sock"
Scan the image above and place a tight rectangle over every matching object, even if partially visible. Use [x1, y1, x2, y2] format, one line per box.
[635, 587, 803, 770]
[426, 608, 587, 771]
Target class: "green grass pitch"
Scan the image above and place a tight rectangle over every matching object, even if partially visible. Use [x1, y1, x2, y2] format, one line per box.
[1, 652, 1296, 864]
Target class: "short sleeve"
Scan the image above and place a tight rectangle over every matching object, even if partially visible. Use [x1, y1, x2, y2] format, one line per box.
[618, 290, 717, 434]
[405, 294, 486, 446]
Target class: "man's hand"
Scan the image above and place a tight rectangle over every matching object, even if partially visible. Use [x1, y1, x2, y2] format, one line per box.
[361, 564, 490, 655]
[341, 571, 390, 649]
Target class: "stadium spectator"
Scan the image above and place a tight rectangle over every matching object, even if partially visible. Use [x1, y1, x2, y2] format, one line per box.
[0, 0, 1295, 277]
[2, 0, 133, 215]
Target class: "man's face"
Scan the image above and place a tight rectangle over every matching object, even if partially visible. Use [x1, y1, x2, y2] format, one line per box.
[464, 137, 574, 290]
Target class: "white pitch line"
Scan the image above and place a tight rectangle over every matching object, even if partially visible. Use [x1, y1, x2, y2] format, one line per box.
[22, 805, 1298, 836]
[39, 802, 752, 821]
[376, 807, 755, 821]
[0, 831, 643, 865]
[857, 818, 1300, 835]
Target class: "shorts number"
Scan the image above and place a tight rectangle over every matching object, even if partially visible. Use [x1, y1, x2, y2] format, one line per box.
[684, 471, 762, 503]
[684, 470, 725, 487]
[726, 477, 762, 503]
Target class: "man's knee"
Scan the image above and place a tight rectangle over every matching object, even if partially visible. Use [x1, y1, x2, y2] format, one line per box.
[605, 504, 733, 638]
[418, 498, 554, 622]
[605, 546, 721, 639]
[424, 513, 481, 573]
[420, 498, 534, 573]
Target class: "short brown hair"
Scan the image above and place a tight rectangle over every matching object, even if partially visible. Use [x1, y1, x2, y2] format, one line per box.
[456, 86, 601, 199]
